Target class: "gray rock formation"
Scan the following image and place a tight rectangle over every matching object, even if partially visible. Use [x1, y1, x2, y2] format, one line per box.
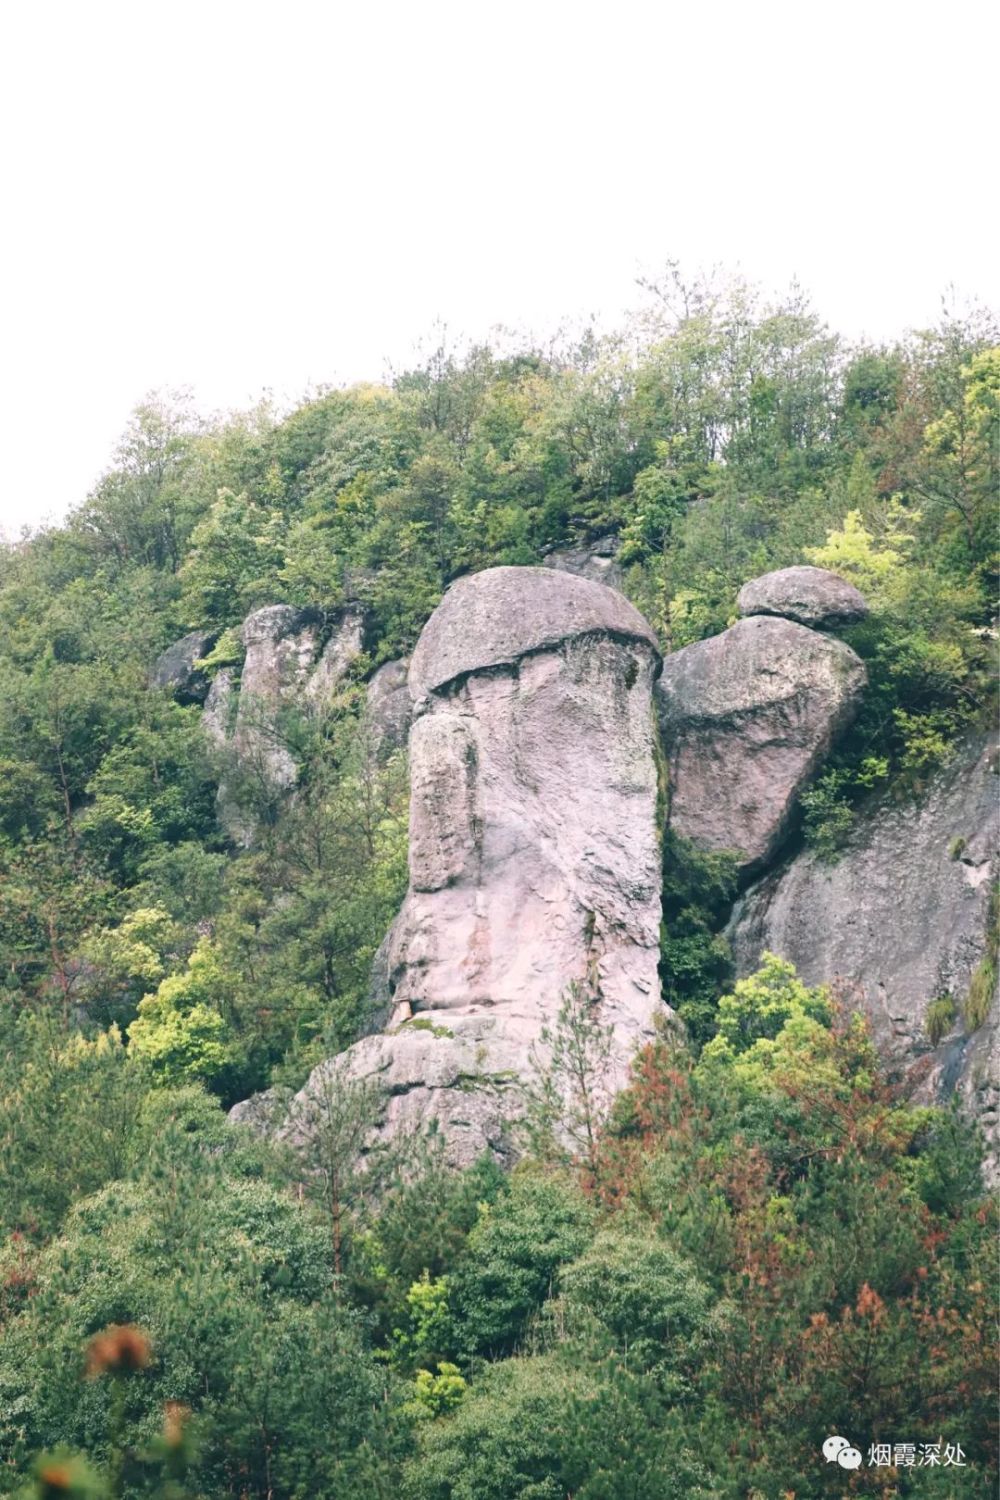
[206, 603, 365, 843]
[736, 565, 868, 630]
[233, 603, 364, 785]
[202, 667, 235, 747]
[151, 629, 218, 704]
[230, 1018, 528, 1168]
[365, 658, 411, 757]
[305, 606, 366, 705]
[234, 605, 324, 790]
[542, 534, 624, 589]
[729, 734, 999, 1178]
[657, 614, 867, 875]
[235, 566, 667, 1165]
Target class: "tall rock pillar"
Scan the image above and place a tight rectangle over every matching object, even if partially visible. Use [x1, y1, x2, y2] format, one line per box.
[236, 566, 666, 1165]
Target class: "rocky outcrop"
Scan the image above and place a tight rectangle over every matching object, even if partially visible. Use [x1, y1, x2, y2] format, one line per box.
[657, 614, 867, 876]
[729, 734, 999, 1177]
[235, 566, 666, 1165]
[151, 630, 218, 704]
[233, 604, 364, 788]
[365, 658, 411, 757]
[736, 565, 868, 630]
[202, 666, 235, 750]
[542, 534, 624, 589]
[205, 604, 365, 843]
[231, 1018, 528, 1168]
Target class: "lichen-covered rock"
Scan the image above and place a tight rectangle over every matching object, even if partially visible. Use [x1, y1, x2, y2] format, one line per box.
[728, 734, 999, 1179]
[737, 565, 868, 629]
[151, 630, 218, 704]
[235, 566, 667, 1163]
[657, 615, 866, 875]
[542, 534, 624, 589]
[365, 658, 411, 756]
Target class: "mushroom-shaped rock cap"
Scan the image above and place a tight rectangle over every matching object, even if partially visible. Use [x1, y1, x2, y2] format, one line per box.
[737, 565, 868, 629]
[409, 565, 660, 697]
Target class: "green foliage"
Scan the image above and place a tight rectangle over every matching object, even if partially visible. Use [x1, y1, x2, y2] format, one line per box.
[127, 939, 232, 1089]
[557, 1230, 721, 1382]
[0, 1016, 149, 1239]
[522, 982, 617, 1182]
[658, 831, 738, 1043]
[965, 881, 998, 1032]
[702, 951, 831, 1058]
[393, 1274, 453, 1374]
[279, 1064, 393, 1278]
[409, 1363, 467, 1420]
[447, 1170, 594, 1362]
[926, 992, 957, 1044]
[799, 766, 859, 858]
[350, 1150, 507, 1347]
[403, 1354, 714, 1500]
[0, 1131, 406, 1499]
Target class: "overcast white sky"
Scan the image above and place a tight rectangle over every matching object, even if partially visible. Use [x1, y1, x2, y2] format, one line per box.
[1, 0, 997, 535]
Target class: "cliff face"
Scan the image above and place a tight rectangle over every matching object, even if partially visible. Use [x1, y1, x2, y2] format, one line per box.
[729, 733, 999, 1177]
[199, 562, 996, 1173]
[200, 604, 365, 842]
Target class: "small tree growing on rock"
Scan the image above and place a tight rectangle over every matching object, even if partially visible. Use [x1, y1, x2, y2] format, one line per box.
[286, 1064, 392, 1279]
[522, 979, 619, 1187]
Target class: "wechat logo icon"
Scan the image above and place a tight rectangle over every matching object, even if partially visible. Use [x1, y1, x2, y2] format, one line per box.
[823, 1435, 863, 1470]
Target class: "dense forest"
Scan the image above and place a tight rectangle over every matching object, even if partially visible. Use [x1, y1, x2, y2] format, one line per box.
[0, 272, 997, 1497]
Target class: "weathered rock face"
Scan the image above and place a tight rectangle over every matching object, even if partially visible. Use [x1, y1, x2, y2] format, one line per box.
[729, 734, 999, 1178]
[736, 565, 868, 630]
[397, 570, 660, 1024]
[657, 615, 867, 875]
[238, 567, 666, 1165]
[305, 606, 366, 705]
[542, 534, 624, 590]
[233, 606, 323, 789]
[206, 604, 365, 842]
[151, 630, 218, 704]
[202, 667, 235, 748]
[365, 658, 411, 757]
[231, 1019, 529, 1168]
[408, 565, 658, 697]
[233, 603, 365, 784]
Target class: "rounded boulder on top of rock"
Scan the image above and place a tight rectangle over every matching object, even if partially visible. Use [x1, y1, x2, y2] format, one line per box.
[398, 567, 664, 1039]
[408, 564, 659, 699]
[657, 614, 867, 876]
[737, 565, 868, 630]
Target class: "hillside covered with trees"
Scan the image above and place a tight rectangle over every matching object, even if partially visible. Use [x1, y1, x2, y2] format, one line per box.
[0, 274, 997, 1497]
